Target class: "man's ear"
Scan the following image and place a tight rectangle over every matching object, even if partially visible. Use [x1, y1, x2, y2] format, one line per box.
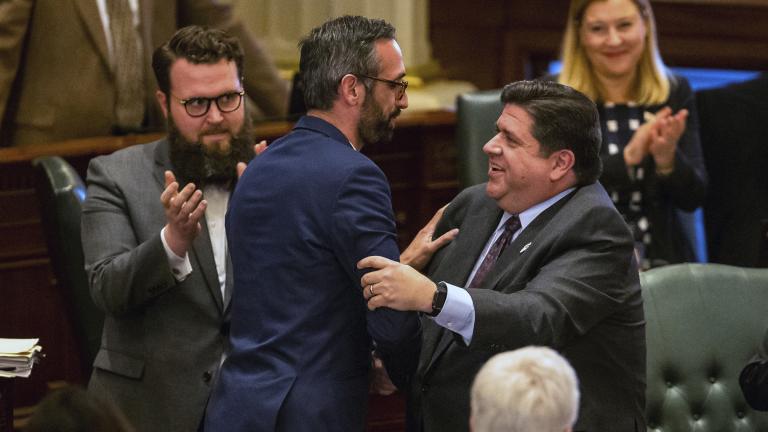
[338, 73, 362, 106]
[549, 149, 575, 182]
[156, 90, 169, 119]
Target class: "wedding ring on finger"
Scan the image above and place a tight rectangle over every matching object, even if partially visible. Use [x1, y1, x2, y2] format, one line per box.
[369, 284, 375, 296]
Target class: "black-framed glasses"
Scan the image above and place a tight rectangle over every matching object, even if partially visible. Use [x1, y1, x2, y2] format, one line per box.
[173, 90, 245, 117]
[356, 74, 408, 101]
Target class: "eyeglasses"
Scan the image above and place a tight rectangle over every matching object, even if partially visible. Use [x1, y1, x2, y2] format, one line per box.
[173, 90, 245, 117]
[356, 74, 408, 101]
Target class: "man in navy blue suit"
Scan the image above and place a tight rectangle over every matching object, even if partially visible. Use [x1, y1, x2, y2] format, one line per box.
[204, 15, 455, 431]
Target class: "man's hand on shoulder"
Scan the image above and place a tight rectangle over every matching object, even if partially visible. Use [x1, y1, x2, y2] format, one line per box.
[236, 140, 268, 178]
[400, 204, 458, 271]
[161, 170, 206, 257]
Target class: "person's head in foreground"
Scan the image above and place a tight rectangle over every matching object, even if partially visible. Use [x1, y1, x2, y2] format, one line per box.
[470, 346, 580, 432]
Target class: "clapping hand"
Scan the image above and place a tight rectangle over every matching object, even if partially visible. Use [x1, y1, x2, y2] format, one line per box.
[161, 171, 206, 257]
[648, 108, 688, 174]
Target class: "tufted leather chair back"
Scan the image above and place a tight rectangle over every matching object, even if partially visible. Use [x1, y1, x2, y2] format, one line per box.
[33, 156, 103, 376]
[641, 263, 768, 431]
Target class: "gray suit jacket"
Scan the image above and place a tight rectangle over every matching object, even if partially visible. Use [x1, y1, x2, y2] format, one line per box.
[81, 139, 230, 432]
[410, 183, 646, 432]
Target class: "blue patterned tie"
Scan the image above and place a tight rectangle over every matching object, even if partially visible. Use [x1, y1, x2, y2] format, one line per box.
[468, 215, 521, 288]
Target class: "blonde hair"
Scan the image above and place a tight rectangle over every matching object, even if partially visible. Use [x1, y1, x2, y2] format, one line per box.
[559, 0, 669, 104]
[470, 347, 580, 432]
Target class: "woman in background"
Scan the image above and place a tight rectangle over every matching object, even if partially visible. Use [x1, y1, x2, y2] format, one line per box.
[558, 0, 707, 269]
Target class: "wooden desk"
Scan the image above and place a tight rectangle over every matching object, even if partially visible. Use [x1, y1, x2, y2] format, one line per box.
[0, 110, 458, 429]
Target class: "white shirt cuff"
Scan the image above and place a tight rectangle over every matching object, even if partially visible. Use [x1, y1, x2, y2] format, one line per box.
[160, 226, 192, 281]
[432, 282, 475, 345]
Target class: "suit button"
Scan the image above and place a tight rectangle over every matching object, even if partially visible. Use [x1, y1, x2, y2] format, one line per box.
[202, 371, 213, 383]
[421, 385, 429, 393]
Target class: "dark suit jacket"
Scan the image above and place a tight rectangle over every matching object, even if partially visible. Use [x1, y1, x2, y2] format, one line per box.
[698, 73, 768, 267]
[0, 0, 287, 146]
[741, 327, 768, 411]
[410, 183, 646, 432]
[81, 139, 230, 432]
[204, 115, 420, 431]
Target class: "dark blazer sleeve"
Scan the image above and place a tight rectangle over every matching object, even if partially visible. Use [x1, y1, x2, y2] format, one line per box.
[81, 156, 177, 316]
[653, 74, 708, 211]
[329, 161, 421, 352]
[740, 328, 768, 411]
[465, 197, 637, 352]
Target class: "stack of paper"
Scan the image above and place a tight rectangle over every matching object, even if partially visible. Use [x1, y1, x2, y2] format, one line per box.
[0, 338, 43, 378]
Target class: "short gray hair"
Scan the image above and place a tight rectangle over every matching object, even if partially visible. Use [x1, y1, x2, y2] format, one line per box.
[470, 346, 580, 432]
[298, 15, 395, 110]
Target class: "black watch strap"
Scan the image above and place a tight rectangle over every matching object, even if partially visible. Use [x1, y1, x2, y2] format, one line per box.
[428, 281, 448, 317]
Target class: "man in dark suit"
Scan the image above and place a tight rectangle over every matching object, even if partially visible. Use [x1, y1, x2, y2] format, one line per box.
[204, 16, 453, 432]
[359, 80, 647, 431]
[81, 26, 259, 432]
[698, 73, 768, 267]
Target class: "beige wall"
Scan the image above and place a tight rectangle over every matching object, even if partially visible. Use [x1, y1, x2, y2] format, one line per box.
[228, 0, 433, 70]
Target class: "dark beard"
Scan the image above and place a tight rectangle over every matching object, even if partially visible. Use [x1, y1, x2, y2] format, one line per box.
[358, 93, 400, 148]
[168, 115, 254, 189]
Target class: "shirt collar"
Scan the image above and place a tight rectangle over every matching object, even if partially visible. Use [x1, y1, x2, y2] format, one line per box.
[496, 187, 576, 232]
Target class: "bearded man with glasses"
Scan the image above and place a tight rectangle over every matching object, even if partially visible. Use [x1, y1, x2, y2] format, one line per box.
[204, 15, 456, 432]
[81, 26, 262, 432]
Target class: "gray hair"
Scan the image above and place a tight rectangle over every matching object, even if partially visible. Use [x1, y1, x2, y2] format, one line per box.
[298, 15, 395, 110]
[470, 346, 580, 432]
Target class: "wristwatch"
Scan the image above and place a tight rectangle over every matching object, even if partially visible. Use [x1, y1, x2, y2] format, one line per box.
[428, 281, 448, 317]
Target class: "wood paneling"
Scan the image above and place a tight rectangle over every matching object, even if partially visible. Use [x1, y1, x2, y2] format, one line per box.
[430, 0, 768, 88]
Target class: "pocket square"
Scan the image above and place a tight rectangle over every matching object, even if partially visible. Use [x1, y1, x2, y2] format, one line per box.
[520, 242, 532, 253]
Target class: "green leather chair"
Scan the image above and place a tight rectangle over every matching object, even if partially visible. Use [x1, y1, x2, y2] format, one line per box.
[641, 263, 768, 431]
[456, 89, 503, 189]
[33, 156, 103, 376]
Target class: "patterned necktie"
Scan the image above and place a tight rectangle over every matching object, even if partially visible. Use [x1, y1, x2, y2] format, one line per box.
[468, 215, 521, 288]
[107, 0, 145, 130]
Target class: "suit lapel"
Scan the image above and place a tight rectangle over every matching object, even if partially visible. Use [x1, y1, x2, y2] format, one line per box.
[422, 198, 503, 374]
[193, 217, 226, 311]
[481, 188, 578, 292]
[223, 248, 234, 311]
[153, 140, 225, 312]
[423, 188, 580, 375]
[72, 0, 110, 72]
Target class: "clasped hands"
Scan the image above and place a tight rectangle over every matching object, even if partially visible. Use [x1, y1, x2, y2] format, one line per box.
[161, 140, 267, 257]
[357, 205, 458, 312]
[623, 106, 688, 174]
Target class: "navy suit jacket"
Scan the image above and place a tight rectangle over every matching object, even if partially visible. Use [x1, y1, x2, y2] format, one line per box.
[204, 116, 420, 431]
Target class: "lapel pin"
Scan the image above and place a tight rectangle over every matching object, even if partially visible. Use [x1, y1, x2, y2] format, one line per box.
[520, 242, 532, 254]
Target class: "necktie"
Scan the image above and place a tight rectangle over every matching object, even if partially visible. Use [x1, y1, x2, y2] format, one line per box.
[107, 0, 145, 130]
[468, 215, 521, 288]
